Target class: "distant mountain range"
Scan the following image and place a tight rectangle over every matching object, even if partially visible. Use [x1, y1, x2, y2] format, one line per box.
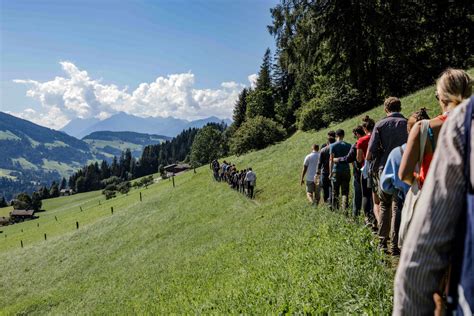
[61, 112, 232, 138]
[0, 111, 229, 200]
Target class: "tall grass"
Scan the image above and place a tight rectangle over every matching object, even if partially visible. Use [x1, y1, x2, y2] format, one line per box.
[1, 71, 472, 314]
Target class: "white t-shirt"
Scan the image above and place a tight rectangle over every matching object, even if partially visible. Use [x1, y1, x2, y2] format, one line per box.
[245, 171, 256, 185]
[303, 151, 320, 182]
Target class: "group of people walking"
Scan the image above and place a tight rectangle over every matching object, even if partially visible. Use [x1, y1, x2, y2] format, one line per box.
[210, 159, 257, 199]
[301, 68, 474, 313]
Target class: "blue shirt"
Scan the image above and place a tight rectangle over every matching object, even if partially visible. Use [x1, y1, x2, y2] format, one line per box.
[380, 144, 410, 199]
[330, 141, 351, 173]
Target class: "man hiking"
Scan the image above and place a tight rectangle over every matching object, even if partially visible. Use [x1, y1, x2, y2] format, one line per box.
[329, 129, 352, 211]
[301, 144, 320, 205]
[245, 168, 256, 199]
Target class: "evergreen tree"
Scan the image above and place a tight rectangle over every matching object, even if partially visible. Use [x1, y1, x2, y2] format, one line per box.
[232, 88, 248, 129]
[60, 177, 67, 190]
[38, 186, 50, 200]
[246, 48, 275, 119]
[31, 192, 42, 211]
[75, 176, 86, 193]
[0, 196, 7, 208]
[50, 182, 60, 198]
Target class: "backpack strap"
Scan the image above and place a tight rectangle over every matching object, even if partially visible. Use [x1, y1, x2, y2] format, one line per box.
[428, 126, 436, 151]
[464, 96, 473, 193]
[419, 120, 430, 166]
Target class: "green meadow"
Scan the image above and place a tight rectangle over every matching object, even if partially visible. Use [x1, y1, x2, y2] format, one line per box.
[1, 73, 470, 314]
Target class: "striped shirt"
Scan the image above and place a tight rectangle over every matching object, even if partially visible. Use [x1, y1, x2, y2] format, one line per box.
[393, 99, 474, 315]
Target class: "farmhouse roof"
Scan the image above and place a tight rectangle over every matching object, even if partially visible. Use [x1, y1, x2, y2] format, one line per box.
[10, 209, 35, 216]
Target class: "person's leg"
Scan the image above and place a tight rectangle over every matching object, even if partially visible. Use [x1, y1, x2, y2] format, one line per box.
[314, 175, 321, 205]
[390, 192, 401, 255]
[332, 174, 341, 210]
[250, 185, 254, 199]
[352, 172, 362, 217]
[305, 181, 315, 204]
[341, 171, 351, 213]
[361, 176, 374, 225]
[321, 174, 330, 204]
[378, 189, 392, 251]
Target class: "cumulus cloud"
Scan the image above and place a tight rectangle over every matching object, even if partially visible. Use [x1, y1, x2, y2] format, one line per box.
[12, 61, 251, 129]
[248, 73, 258, 89]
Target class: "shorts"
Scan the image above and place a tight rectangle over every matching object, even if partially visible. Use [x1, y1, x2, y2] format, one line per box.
[371, 170, 382, 195]
[306, 181, 316, 193]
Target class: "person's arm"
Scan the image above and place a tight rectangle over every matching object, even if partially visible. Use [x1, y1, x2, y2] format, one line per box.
[301, 165, 308, 185]
[356, 148, 365, 163]
[394, 104, 468, 315]
[399, 122, 421, 185]
[329, 153, 334, 177]
[335, 144, 356, 163]
[317, 151, 324, 174]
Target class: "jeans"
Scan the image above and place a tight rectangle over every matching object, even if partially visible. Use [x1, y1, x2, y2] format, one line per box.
[353, 171, 362, 217]
[320, 173, 331, 204]
[361, 175, 374, 221]
[331, 170, 351, 210]
[246, 181, 254, 199]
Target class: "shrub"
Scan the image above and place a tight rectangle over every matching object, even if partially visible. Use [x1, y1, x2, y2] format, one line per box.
[230, 116, 286, 155]
[117, 181, 131, 194]
[298, 79, 366, 131]
[12, 193, 32, 210]
[104, 190, 116, 200]
[296, 98, 327, 131]
[190, 125, 225, 165]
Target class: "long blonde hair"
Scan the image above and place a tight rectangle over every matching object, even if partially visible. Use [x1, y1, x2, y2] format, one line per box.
[436, 68, 473, 110]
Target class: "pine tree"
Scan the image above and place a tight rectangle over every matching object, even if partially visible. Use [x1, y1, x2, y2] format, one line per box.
[50, 182, 59, 198]
[0, 196, 7, 208]
[60, 177, 67, 190]
[232, 88, 248, 129]
[246, 48, 275, 119]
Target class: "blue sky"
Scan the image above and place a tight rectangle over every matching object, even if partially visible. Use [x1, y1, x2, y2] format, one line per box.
[0, 0, 278, 128]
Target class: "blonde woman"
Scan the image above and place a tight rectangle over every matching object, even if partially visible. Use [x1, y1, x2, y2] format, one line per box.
[399, 68, 472, 187]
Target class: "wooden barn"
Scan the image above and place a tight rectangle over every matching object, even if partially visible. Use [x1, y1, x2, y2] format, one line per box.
[164, 163, 191, 175]
[10, 209, 36, 222]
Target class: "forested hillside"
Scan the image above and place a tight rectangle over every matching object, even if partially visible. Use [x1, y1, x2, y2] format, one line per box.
[83, 131, 171, 158]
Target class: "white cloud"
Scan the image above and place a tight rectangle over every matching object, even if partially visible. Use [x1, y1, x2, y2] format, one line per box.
[13, 61, 251, 129]
[248, 73, 258, 89]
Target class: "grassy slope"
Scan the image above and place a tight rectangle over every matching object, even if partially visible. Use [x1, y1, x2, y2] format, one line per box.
[1, 75, 468, 314]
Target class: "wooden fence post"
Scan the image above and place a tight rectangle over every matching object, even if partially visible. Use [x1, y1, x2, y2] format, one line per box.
[80, 206, 83, 212]
[76, 221, 79, 229]
[111, 206, 114, 215]
[172, 175, 175, 188]
[44, 233, 47, 241]
[140, 192, 142, 202]
[20, 240, 23, 248]
[55, 216, 58, 221]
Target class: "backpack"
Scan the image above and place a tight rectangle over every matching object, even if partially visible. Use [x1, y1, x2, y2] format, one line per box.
[447, 96, 474, 315]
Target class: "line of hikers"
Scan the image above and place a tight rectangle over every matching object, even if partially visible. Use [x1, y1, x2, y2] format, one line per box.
[210, 159, 257, 199]
[301, 68, 473, 314]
